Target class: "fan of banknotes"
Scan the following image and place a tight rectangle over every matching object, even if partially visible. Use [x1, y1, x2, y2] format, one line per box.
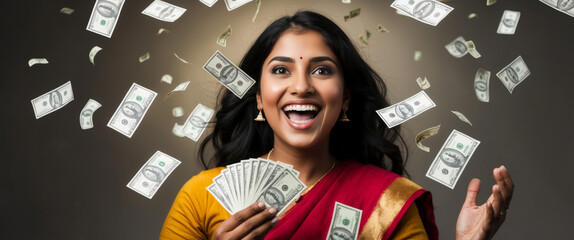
[208, 158, 307, 215]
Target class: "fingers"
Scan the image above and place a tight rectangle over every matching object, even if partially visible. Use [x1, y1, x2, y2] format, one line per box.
[218, 201, 267, 232]
[493, 165, 514, 210]
[490, 184, 506, 219]
[463, 178, 481, 208]
[230, 205, 277, 238]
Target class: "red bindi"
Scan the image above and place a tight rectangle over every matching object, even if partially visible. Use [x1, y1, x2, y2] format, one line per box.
[300, 57, 303, 60]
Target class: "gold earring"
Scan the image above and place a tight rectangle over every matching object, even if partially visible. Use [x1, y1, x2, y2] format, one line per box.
[339, 111, 350, 122]
[254, 110, 266, 122]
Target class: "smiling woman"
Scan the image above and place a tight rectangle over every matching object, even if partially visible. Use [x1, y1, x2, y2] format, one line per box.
[160, 11, 513, 240]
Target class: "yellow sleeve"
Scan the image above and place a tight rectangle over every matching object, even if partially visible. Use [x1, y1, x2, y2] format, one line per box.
[388, 204, 429, 240]
[159, 167, 230, 240]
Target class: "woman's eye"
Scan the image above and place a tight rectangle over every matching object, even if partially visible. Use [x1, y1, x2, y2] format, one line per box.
[272, 66, 289, 74]
[312, 67, 332, 75]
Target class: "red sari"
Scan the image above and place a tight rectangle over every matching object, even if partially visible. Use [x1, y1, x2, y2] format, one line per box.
[265, 160, 438, 240]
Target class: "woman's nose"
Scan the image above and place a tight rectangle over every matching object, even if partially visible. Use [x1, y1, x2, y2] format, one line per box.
[290, 71, 315, 96]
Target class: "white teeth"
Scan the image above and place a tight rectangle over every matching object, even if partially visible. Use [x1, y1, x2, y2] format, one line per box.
[291, 119, 313, 124]
[283, 104, 318, 111]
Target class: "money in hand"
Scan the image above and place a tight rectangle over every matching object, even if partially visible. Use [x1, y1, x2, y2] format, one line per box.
[390, 0, 453, 26]
[497, 10, 521, 35]
[127, 151, 181, 199]
[426, 130, 480, 189]
[182, 104, 215, 141]
[208, 158, 306, 215]
[474, 68, 490, 102]
[376, 91, 436, 128]
[327, 202, 362, 240]
[540, 0, 574, 17]
[142, 0, 187, 22]
[86, 0, 125, 38]
[31, 81, 74, 119]
[107, 83, 157, 138]
[203, 51, 256, 99]
[445, 36, 468, 58]
[80, 99, 102, 130]
[496, 56, 530, 94]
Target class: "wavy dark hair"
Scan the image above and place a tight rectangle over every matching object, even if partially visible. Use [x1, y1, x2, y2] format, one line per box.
[199, 11, 408, 175]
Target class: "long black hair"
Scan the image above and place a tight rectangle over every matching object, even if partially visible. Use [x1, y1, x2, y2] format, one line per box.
[199, 11, 408, 175]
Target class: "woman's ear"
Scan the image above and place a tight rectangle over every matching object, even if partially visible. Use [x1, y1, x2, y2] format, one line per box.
[342, 89, 351, 111]
[256, 91, 263, 110]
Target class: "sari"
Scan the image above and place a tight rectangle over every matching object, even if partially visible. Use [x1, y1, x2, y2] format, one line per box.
[159, 159, 438, 240]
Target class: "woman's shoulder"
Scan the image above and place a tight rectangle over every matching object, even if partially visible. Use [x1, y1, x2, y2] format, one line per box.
[180, 167, 227, 191]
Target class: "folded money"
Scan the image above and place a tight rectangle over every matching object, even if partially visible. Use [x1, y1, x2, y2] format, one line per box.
[208, 158, 306, 215]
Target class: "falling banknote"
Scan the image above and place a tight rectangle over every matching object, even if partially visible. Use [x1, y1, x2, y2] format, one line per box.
[203, 51, 256, 99]
[416, 77, 430, 90]
[465, 41, 481, 58]
[86, 0, 125, 38]
[426, 130, 480, 189]
[80, 99, 102, 130]
[217, 25, 232, 47]
[107, 83, 157, 138]
[496, 56, 530, 94]
[127, 151, 181, 199]
[327, 202, 362, 240]
[390, 0, 453, 26]
[376, 91, 436, 128]
[182, 104, 215, 141]
[28, 58, 49, 67]
[497, 10, 521, 35]
[89, 46, 102, 65]
[474, 68, 490, 102]
[224, 0, 252, 11]
[415, 124, 441, 152]
[445, 36, 468, 58]
[31, 81, 74, 119]
[142, 0, 187, 22]
[540, 0, 574, 17]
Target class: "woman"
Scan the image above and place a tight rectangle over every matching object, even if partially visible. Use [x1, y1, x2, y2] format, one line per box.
[160, 11, 513, 240]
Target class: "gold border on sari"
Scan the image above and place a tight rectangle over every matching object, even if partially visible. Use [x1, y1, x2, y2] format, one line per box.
[358, 177, 422, 240]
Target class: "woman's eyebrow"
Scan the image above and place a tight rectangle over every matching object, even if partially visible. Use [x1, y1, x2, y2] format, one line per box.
[267, 56, 294, 65]
[309, 56, 337, 65]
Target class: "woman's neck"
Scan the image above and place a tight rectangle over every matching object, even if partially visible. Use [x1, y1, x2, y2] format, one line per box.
[267, 139, 335, 186]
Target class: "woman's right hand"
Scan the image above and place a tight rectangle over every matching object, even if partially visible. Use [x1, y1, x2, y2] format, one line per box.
[213, 201, 279, 240]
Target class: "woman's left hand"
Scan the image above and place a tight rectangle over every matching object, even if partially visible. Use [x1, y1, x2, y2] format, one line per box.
[455, 165, 514, 240]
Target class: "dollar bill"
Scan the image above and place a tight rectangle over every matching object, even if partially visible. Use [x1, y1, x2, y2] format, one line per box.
[415, 124, 440, 152]
[224, 0, 252, 11]
[252, 0, 261, 22]
[31, 81, 74, 119]
[107, 83, 157, 138]
[213, 174, 238, 210]
[203, 51, 256, 99]
[414, 51, 422, 61]
[487, 0, 497, 6]
[172, 122, 185, 137]
[497, 10, 520, 35]
[416, 77, 430, 90]
[60, 7, 75, 15]
[426, 130, 480, 189]
[390, 0, 453, 26]
[217, 25, 232, 47]
[166, 81, 190, 99]
[174, 52, 192, 64]
[80, 99, 102, 130]
[344, 8, 361, 22]
[161, 74, 173, 84]
[157, 28, 170, 35]
[28, 58, 48, 67]
[172, 107, 184, 117]
[207, 183, 234, 214]
[468, 13, 477, 19]
[139, 52, 150, 63]
[451, 111, 472, 126]
[127, 151, 181, 199]
[465, 41, 481, 58]
[540, 0, 574, 17]
[256, 169, 306, 215]
[496, 56, 530, 94]
[377, 24, 389, 33]
[182, 104, 214, 141]
[327, 202, 362, 240]
[359, 30, 371, 46]
[376, 91, 436, 128]
[86, 0, 125, 38]
[474, 68, 490, 102]
[142, 0, 186, 22]
[445, 36, 468, 58]
[89, 46, 102, 65]
[342, 0, 351, 3]
[199, 0, 218, 7]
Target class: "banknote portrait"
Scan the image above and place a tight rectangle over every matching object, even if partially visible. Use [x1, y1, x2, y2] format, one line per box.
[413, 1, 435, 19]
[557, 0, 574, 10]
[49, 91, 63, 108]
[439, 148, 467, 168]
[142, 165, 166, 183]
[120, 101, 144, 119]
[504, 67, 520, 84]
[395, 103, 415, 119]
[220, 65, 239, 84]
[97, 0, 120, 18]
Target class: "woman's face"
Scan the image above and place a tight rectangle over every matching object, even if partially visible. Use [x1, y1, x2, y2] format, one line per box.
[257, 30, 348, 151]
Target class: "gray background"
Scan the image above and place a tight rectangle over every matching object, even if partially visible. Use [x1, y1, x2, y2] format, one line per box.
[3, 0, 573, 239]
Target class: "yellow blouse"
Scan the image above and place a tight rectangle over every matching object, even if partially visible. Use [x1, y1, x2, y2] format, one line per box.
[159, 168, 428, 240]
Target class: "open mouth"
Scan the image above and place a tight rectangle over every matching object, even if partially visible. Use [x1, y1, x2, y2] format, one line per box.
[283, 104, 320, 124]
